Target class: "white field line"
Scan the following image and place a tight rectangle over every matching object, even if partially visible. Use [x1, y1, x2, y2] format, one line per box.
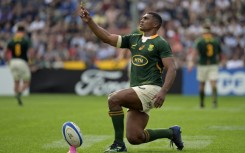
[208, 125, 245, 130]
[162, 107, 244, 112]
[43, 135, 110, 149]
[182, 136, 215, 149]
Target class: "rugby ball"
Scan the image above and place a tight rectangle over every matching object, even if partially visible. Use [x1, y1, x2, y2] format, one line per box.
[62, 121, 83, 147]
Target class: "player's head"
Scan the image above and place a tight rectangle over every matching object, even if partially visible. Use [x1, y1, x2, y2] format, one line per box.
[139, 12, 162, 31]
[147, 12, 162, 30]
[17, 25, 25, 32]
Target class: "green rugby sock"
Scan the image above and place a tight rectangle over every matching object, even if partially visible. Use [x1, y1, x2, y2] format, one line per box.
[200, 91, 205, 107]
[109, 110, 124, 144]
[212, 87, 218, 107]
[144, 129, 173, 143]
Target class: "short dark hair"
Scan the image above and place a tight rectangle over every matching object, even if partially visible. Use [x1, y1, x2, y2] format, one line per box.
[17, 25, 25, 32]
[147, 12, 162, 29]
[202, 24, 212, 33]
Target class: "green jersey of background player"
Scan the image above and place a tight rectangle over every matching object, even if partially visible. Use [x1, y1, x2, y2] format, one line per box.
[78, 5, 184, 153]
[7, 30, 31, 63]
[195, 32, 221, 66]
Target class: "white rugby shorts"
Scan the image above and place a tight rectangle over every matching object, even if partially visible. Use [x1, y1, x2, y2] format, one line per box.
[197, 65, 219, 82]
[132, 85, 161, 114]
[9, 58, 31, 81]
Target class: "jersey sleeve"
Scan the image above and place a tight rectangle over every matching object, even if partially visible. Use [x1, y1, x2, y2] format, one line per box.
[194, 38, 203, 52]
[158, 39, 173, 58]
[216, 39, 222, 54]
[118, 34, 132, 49]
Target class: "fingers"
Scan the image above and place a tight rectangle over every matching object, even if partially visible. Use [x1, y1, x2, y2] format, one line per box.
[153, 97, 164, 108]
[153, 96, 159, 108]
[79, 7, 89, 19]
[80, 10, 86, 18]
[79, 2, 92, 23]
[79, 1, 88, 17]
[153, 91, 167, 108]
[80, 1, 87, 12]
[154, 101, 163, 108]
[80, 7, 87, 15]
[80, 6, 86, 11]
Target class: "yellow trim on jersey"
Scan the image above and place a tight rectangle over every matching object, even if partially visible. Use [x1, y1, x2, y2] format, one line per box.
[203, 33, 213, 42]
[142, 34, 159, 41]
[156, 63, 162, 73]
[150, 34, 158, 39]
[14, 33, 24, 41]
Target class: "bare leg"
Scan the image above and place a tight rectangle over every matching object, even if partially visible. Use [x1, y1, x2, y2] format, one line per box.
[14, 80, 29, 106]
[13, 80, 23, 106]
[107, 88, 142, 145]
[126, 110, 148, 144]
[19, 80, 30, 93]
[14, 80, 21, 94]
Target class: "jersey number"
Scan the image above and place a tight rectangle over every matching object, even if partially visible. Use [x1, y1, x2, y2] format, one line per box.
[206, 44, 214, 57]
[15, 44, 21, 56]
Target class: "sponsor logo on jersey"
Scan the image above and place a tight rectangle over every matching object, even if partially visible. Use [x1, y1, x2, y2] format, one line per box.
[139, 45, 145, 51]
[148, 44, 154, 51]
[132, 55, 148, 66]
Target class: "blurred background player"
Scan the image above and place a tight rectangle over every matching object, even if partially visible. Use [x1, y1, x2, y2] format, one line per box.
[5, 25, 32, 106]
[189, 25, 222, 108]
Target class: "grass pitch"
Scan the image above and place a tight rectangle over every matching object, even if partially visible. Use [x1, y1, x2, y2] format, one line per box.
[0, 94, 244, 153]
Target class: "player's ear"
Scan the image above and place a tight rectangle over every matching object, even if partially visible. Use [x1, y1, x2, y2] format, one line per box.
[153, 21, 160, 29]
[152, 18, 160, 29]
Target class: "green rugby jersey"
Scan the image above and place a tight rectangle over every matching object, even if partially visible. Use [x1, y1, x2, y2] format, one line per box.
[119, 34, 173, 87]
[7, 34, 31, 62]
[195, 34, 222, 65]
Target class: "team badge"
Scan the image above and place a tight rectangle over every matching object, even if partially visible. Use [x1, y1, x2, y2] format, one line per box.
[148, 44, 154, 51]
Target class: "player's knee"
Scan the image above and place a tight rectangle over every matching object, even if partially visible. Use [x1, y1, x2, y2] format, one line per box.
[126, 133, 144, 145]
[108, 94, 120, 109]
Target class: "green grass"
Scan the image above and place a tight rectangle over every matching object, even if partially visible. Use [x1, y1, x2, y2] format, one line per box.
[0, 94, 244, 153]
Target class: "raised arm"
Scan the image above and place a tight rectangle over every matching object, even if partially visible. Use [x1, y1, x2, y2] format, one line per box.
[79, 6, 119, 47]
